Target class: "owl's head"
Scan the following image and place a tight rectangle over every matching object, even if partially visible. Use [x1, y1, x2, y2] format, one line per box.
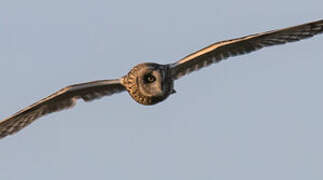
[124, 63, 174, 105]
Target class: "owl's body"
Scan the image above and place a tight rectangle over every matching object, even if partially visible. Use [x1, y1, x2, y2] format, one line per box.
[1, 19, 323, 139]
[122, 63, 174, 105]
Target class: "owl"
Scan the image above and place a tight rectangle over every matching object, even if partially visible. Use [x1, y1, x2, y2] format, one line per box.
[1, 19, 323, 139]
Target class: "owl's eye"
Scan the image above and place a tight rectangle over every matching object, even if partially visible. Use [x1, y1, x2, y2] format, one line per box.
[143, 73, 156, 83]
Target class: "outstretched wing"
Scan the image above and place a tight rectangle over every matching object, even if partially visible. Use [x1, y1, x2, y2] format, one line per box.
[170, 19, 323, 79]
[0, 79, 126, 139]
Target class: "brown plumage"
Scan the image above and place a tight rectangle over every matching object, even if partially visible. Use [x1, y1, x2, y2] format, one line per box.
[1, 19, 322, 139]
[122, 63, 174, 105]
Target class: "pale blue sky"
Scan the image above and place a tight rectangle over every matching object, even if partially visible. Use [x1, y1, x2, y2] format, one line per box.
[0, 0, 322, 179]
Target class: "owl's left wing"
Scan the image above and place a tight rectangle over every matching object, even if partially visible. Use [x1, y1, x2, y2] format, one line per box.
[0, 79, 126, 139]
[170, 19, 323, 79]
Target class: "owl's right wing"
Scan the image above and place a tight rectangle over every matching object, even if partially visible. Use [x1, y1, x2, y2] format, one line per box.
[0, 79, 126, 139]
[170, 19, 323, 79]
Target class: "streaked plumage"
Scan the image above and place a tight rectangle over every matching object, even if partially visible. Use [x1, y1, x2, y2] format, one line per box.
[1, 19, 322, 139]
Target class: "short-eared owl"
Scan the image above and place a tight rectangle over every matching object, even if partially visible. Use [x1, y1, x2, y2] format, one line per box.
[1, 19, 323, 139]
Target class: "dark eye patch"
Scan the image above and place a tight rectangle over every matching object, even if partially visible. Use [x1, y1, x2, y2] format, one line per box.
[143, 73, 156, 83]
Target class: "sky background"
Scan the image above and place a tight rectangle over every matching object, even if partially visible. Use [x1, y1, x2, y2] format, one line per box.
[0, 0, 322, 179]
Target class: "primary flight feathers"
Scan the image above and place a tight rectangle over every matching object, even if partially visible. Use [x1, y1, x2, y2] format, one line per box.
[1, 19, 322, 139]
[172, 19, 323, 79]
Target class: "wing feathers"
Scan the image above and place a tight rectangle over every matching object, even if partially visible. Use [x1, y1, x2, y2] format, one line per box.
[0, 79, 125, 139]
[171, 19, 323, 79]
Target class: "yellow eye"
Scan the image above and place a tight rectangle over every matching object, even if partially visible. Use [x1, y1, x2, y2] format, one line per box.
[144, 73, 156, 83]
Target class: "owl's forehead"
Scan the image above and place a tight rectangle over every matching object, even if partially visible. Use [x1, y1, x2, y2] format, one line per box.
[135, 63, 161, 70]
[128, 63, 166, 76]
